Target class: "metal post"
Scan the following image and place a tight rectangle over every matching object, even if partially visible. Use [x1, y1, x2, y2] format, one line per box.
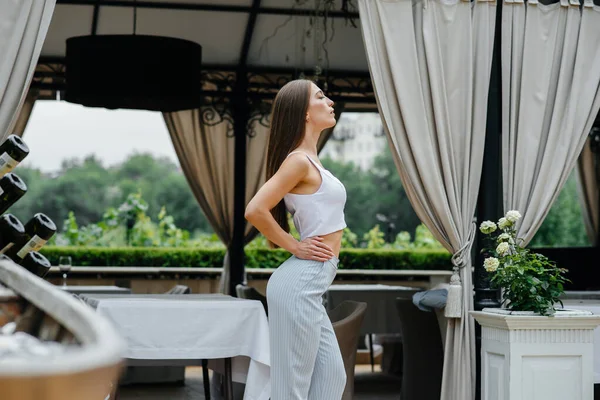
[228, 0, 260, 297]
[229, 73, 249, 296]
[474, 1, 503, 398]
[590, 127, 600, 247]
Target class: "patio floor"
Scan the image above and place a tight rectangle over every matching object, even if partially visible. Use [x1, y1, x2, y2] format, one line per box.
[118, 365, 402, 400]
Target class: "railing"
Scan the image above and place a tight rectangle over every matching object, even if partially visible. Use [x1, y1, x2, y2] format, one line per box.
[45, 266, 453, 288]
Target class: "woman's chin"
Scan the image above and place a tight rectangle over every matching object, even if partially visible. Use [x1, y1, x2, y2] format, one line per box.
[317, 118, 337, 133]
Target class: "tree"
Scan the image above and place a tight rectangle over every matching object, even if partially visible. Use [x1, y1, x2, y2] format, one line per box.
[8, 153, 213, 235]
[530, 171, 590, 248]
[153, 174, 212, 233]
[116, 153, 178, 181]
[368, 147, 421, 240]
[321, 157, 378, 239]
[112, 153, 211, 233]
[13, 149, 588, 249]
[7, 166, 45, 222]
[322, 146, 422, 243]
[11, 156, 113, 227]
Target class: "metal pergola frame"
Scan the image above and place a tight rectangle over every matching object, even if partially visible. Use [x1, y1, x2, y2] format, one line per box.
[32, 59, 375, 105]
[56, 0, 361, 19]
[31, 59, 376, 297]
[35, 0, 375, 297]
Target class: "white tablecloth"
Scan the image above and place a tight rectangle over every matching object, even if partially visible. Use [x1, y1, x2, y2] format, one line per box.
[562, 291, 600, 301]
[80, 294, 270, 400]
[563, 300, 600, 384]
[61, 285, 132, 295]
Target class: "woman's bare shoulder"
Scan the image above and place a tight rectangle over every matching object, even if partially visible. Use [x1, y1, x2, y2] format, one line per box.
[278, 152, 311, 175]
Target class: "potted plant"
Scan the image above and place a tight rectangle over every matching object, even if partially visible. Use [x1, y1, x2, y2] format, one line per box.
[470, 210, 600, 400]
[478, 210, 570, 315]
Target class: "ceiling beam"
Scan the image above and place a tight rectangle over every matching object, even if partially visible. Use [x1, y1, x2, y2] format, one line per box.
[55, 0, 361, 19]
[239, 0, 261, 68]
[37, 57, 371, 77]
[30, 82, 374, 103]
[91, 0, 101, 35]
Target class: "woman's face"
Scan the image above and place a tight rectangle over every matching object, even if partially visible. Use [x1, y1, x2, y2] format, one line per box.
[306, 82, 335, 131]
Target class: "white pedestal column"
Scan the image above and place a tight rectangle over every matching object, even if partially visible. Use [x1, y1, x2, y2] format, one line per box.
[471, 309, 600, 400]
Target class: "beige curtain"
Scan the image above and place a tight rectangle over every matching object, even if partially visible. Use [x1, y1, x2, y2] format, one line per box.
[358, 1, 496, 399]
[163, 110, 269, 294]
[12, 90, 37, 137]
[576, 135, 599, 245]
[502, 0, 600, 245]
[317, 103, 344, 152]
[0, 0, 55, 142]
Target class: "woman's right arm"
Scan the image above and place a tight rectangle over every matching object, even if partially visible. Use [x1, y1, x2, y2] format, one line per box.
[245, 155, 335, 261]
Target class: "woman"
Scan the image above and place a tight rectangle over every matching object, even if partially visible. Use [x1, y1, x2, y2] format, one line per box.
[245, 79, 347, 399]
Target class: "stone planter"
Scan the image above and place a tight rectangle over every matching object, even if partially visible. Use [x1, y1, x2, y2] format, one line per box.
[471, 308, 600, 400]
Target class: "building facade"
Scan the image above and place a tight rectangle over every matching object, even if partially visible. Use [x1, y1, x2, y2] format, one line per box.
[320, 112, 387, 170]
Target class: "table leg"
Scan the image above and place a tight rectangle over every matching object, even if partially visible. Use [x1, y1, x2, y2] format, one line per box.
[202, 359, 210, 400]
[223, 358, 233, 400]
[368, 334, 375, 373]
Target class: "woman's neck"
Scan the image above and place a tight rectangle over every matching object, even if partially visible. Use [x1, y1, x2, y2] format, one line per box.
[296, 125, 320, 155]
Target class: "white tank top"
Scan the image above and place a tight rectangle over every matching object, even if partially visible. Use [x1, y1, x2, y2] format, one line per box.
[283, 152, 347, 241]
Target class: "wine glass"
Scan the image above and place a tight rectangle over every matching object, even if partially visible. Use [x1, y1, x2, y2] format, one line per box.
[59, 256, 72, 287]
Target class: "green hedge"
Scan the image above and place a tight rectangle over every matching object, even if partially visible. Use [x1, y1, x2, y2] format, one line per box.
[338, 249, 451, 270]
[40, 246, 452, 271]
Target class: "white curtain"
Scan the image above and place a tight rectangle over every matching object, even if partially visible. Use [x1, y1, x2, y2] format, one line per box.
[576, 136, 599, 245]
[0, 0, 55, 142]
[502, 0, 600, 244]
[358, 1, 496, 399]
[163, 110, 270, 294]
[12, 91, 37, 137]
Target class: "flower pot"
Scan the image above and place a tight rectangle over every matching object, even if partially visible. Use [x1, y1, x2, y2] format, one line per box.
[471, 308, 600, 400]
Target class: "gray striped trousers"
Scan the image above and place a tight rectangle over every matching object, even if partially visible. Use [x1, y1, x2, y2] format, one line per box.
[267, 255, 346, 400]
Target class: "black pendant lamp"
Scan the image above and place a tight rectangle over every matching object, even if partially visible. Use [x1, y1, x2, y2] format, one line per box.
[65, 1, 203, 112]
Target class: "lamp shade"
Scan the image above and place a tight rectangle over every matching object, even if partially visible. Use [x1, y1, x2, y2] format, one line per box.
[65, 35, 203, 112]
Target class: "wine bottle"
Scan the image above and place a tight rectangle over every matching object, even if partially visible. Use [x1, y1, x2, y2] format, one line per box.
[0, 173, 27, 215]
[0, 214, 25, 255]
[0, 135, 30, 177]
[6, 213, 56, 261]
[19, 251, 51, 278]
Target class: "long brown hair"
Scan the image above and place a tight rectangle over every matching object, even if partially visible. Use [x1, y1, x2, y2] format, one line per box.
[266, 79, 312, 247]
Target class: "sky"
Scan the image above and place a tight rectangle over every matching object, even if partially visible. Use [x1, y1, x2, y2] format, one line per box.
[21, 100, 180, 173]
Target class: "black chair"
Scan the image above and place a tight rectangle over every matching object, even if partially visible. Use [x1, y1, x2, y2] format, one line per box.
[164, 284, 191, 295]
[328, 301, 368, 400]
[395, 298, 444, 400]
[235, 284, 268, 316]
[374, 289, 422, 375]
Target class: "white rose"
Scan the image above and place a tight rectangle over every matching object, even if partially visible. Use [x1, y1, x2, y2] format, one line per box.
[498, 233, 511, 242]
[479, 221, 497, 234]
[498, 217, 511, 230]
[496, 242, 510, 256]
[484, 257, 500, 272]
[506, 210, 522, 223]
